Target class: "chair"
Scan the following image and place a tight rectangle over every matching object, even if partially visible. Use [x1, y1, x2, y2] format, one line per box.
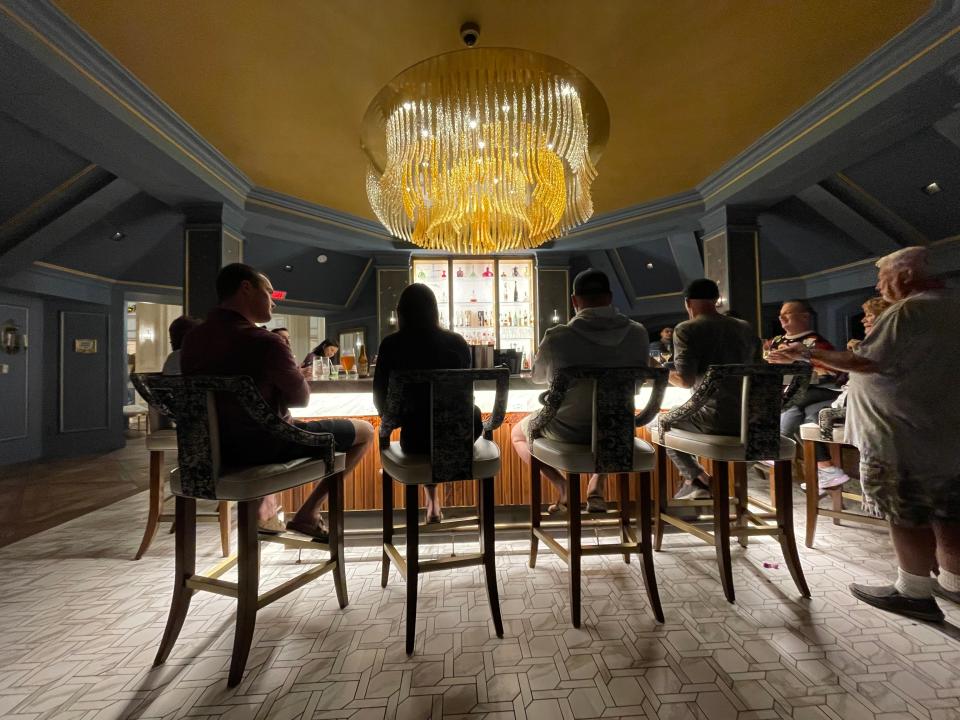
[651, 363, 811, 603]
[379, 367, 509, 655]
[132, 373, 348, 687]
[800, 407, 886, 547]
[527, 365, 669, 627]
[131, 401, 232, 560]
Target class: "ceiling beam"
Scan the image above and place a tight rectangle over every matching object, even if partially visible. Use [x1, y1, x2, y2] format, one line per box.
[823, 174, 929, 245]
[0, 177, 141, 278]
[795, 184, 902, 256]
[667, 232, 704, 287]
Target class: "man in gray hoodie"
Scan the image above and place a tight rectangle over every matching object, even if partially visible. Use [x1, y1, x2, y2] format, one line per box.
[512, 269, 649, 513]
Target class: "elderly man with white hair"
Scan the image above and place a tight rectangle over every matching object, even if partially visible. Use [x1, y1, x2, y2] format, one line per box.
[769, 246, 959, 622]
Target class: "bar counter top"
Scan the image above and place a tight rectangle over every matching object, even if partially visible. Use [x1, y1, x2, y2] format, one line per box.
[292, 375, 690, 419]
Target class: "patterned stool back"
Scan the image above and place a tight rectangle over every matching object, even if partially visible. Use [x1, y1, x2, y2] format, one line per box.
[530, 366, 669, 473]
[658, 363, 811, 461]
[379, 367, 509, 483]
[131, 373, 334, 500]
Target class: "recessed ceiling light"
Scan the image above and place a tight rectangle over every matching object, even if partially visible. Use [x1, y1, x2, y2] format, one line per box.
[282, 264, 293, 272]
[316, 255, 328, 264]
[922, 182, 942, 195]
[646, 262, 654, 269]
[111, 231, 125, 241]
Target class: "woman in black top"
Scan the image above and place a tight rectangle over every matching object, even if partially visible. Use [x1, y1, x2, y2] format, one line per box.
[301, 339, 339, 368]
[373, 284, 482, 522]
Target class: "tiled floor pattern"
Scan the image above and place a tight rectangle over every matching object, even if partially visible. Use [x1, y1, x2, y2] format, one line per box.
[1, 484, 959, 719]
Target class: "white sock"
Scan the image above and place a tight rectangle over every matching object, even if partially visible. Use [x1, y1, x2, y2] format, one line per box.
[894, 568, 934, 598]
[939, 569, 960, 593]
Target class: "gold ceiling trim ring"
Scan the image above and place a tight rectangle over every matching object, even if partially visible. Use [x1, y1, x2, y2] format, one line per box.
[246, 197, 388, 240]
[0, 4, 245, 199]
[32, 260, 182, 290]
[561, 198, 703, 238]
[0, 163, 97, 233]
[834, 172, 929, 244]
[706, 23, 960, 202]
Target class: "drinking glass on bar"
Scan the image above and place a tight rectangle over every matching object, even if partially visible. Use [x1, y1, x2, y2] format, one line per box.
[341, 347, 357, 378]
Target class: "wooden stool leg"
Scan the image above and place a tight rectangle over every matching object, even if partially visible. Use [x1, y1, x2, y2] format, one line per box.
[135, 450, 164, 560]
[381, 470, 393, 588]
[529, 455, 542, 568]
[654, 447, 667, 551]
[328, 472, 348, 609]
[480, 477, 504, 638]
[774, 461, 810, 597]
[567, 472, 582, 628]
[637, 471, 664, 623]
[218, 501, 231, 557]
[618, 473, 631, 564]
[803, 440, 819, 548]
[734, 463, 748, 548]
[712, 462, 735, 603]
[405, 484, 419, 655]
[154, 496, 196, 665]
[228, 500, 260, 687]
[830, 487, 844, 523]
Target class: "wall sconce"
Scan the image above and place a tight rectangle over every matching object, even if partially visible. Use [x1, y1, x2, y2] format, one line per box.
[388, 310, 398, 327]
[550, 309, 560, 325]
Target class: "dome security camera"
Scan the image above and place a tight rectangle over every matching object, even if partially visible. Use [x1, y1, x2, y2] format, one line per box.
[460, 22, 480, 47]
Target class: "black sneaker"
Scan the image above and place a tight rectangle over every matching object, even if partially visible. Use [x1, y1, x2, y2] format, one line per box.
[933, 583, 960, 604]
[586, 495, 608, 513]
[849, 583, 944, 623]
[674, 480, 711, 500]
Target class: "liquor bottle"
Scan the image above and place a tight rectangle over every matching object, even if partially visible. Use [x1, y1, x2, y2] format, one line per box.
[482, 265, 493, 277]
[503, 287, 509, 302]
[358, 345, 369, 378]
[470, 289, 477, 303]
[524, 265, 530, 277]
[441, 268, 447, 278]
[513, 266, 520, 277]
[456, 266, 464, 278]
[470, 266, 477, 278]
[417, 268, 426, 280]
[513, 281, 518, 302]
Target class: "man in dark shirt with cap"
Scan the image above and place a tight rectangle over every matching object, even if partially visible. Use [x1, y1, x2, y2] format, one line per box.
[664, 279, 761, 499]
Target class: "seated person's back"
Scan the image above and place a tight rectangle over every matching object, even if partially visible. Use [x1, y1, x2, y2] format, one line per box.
[373, 285, 481, 453]
[533, 271, 648, 442]
[672, 311, 760, 435]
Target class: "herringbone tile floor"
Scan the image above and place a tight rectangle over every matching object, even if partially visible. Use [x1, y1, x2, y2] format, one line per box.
[1, 462, 959, 719]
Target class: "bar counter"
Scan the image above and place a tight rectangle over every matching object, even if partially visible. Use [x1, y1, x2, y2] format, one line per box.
[280, 376, 691, 513]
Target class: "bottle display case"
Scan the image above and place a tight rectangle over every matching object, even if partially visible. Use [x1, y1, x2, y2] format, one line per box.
[410, 257, 537, 370]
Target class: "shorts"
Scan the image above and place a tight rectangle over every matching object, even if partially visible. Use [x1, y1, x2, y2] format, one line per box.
[294, 418, 356, 453]
[860, 457, 960, 527]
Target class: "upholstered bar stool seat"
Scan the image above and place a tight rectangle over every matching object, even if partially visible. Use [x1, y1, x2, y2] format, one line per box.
[381, 438, 499, 484]
[131, 373, 350, 688]
[798, 410, 885, 547]
[379, 368, 509, 655]
[527, 366, 668, 627]
[660, 430, 795, 462]
[171, 453, 345, 499]
[651, 363, 812, 604]
[799, 422, 846, 445]
[531, 437, 656, 473]
[135, 418, 231, 560]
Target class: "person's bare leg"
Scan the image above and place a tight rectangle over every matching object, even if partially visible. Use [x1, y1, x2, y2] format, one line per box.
[889, 523, 938, 577]
[512, 422, 566, 504]
[425, 485, 441, 519]
[933, 521, 960, 596]
[291, 419, 375, 529]
[586, 474, 604, 497]
[259, 494, 280, 523]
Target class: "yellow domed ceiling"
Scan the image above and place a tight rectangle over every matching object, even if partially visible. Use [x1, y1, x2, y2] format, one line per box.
[54, 0, 930, 219]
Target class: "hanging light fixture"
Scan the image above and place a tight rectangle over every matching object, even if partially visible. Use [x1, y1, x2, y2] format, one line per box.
[361, 46, 609, 254]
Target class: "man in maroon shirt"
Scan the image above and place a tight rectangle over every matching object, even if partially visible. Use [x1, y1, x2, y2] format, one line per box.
[181, 263, 373, 538]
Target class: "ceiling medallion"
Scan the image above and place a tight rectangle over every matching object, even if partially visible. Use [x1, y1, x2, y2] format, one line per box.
[361, 47, 609, 254]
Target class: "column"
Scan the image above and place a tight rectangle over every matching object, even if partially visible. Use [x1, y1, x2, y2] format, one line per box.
[699, 206, 762, 334]
[183, 204, 245, 318]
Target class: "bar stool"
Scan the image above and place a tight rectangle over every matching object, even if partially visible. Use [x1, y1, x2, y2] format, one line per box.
[800, 407, 886, 547]
[133, 406, 232, 559]
[132, 373, 349, 687]
[528, 365, 669, 627]
[379, 368, 509, 655]
[651, 363, 812, 603]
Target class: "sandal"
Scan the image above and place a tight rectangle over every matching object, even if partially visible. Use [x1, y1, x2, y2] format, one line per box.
[547, 502, 567, 515]
[426, 512, 444, 524]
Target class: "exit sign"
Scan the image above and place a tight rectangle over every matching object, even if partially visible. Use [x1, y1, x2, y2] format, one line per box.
[271, 290, 287, 300]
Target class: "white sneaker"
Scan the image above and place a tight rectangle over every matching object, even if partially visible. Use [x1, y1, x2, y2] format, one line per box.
[817, 465, 849, 490]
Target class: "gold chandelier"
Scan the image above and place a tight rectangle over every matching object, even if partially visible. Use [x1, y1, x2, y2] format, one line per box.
[361, 48, 609, 254]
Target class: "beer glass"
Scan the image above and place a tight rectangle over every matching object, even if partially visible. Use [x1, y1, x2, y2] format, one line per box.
[341, 347, 357, 377]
